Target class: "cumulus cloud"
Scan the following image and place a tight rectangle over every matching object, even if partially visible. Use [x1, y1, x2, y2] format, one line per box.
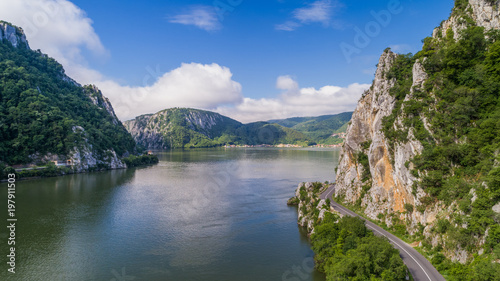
[168, 6, 220, 31]
[216, 76, 369, 123]
[0, 0, 240, 120]
[0, 0, 107, 85]
[0, 0, 365, 123]
[101, 63, 243, 120]
[276, 0, 335, 31]
[276, 75, 299, 91]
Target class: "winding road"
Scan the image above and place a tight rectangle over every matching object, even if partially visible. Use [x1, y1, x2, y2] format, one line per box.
[320, 185, 445, 281]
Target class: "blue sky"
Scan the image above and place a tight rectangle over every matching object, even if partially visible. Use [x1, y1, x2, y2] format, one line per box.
[0, 0, 454, 122]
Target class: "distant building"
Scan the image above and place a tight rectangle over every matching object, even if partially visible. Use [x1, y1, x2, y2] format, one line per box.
[50, 156, 74, 167]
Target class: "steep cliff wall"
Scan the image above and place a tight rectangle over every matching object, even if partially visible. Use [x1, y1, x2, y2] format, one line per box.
[0, 21, 29, 48]
[335, 0, 500, 265]
[124, 108, 244, 149]
[336, 51, 438, 228]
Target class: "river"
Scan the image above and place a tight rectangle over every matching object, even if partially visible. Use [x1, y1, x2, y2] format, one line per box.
[0, 147, 340, 281]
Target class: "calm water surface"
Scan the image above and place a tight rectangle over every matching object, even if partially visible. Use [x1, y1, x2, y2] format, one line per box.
[0, 148, 340, 281]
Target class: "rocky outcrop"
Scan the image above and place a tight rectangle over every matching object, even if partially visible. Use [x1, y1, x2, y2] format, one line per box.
[335, 50, 412, 217]
[123, 114, 164, 149]
[290, 182, 334, 235]
[0, 21, 29, 48]
[469, 0, 500, 30]
[433, 0, 500, 40]
[335, 0, 500, 264]
[85, 85, 120, 125]
[28, 126, 127, 172]
[334, 52, 437, 228]
[493, 202, 500, 214]
[68, 126, 126, 171]
[124, 108, 243, 149]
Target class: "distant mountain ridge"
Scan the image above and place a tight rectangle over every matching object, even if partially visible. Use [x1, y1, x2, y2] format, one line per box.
[268, 112, 353, 144]
[123, 108, 313, 149]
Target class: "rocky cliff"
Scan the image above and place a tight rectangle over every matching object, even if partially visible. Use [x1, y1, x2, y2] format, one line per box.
[0, 21, 29, 48]
[335, 50, 433, 228]
[0, 21, 135, 172]
[85, 85, 121, 126]
[335, 0, 500, 266]
[288, 182, 331, 234]
[124, 108, 311, 149]
[124, 108, 244, 149]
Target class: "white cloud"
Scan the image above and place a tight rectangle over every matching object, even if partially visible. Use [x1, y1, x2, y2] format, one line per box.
[168, 6, 220, 31]
[0, 0, 365, 124]
[275, 21, 300, 31]
[101, 63, 243, 120]
[276, 75, 299, 91]
[276, 0, 335, 31]
[216, 76, 369, 123]
[0, 0, 239, 120]
[294, 0, 333, 24]
[0, 0, 107, 85]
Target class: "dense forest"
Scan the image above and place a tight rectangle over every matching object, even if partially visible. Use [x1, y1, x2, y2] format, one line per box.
[0, 22, 136, 166]
[312, 214, 408, 281]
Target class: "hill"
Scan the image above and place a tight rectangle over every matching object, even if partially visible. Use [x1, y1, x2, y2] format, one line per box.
[123, 108, 311, 149]
[268, 112, 352, 144]
[0, 21, 136, 172]
[334, 0, 500, 278]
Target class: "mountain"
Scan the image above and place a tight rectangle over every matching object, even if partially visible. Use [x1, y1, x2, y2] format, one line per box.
[0, 21, 136, 171]
[268, 112, 353, 143]
[123, 108, 311, 148]
[334, 0, 500, 278]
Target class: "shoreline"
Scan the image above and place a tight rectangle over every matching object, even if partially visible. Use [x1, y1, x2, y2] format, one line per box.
[1, 154, 159, 182]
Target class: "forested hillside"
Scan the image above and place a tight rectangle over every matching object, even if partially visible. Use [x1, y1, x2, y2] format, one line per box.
[124, 108, 312, 149]
[0, 21, 136, 170]
[269, 112, 352, 144]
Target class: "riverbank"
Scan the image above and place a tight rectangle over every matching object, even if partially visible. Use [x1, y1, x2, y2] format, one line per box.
[224, 143, 343, 149]
[288, 182, 411, 280]
[1, 154, 159, 181]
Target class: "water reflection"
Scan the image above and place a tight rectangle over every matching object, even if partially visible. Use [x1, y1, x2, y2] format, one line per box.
[0, 148, 338, 281]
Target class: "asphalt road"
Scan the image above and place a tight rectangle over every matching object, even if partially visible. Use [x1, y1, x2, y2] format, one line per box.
[320, 185, 446, 281]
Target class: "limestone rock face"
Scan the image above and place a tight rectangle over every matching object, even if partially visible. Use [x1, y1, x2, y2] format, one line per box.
[0, 22, 29, 48]
[123, 114, 165, 149]
[334, 0, 500, 264]
[469, 0, 500, 30]
[493, 202, 500, 214]
[433, 0, 500, 40]
[123, 108, 242, 149]
[69, 145, 126, 172]
[85, 85, 121, 125]
[335, 50, 444, 234]
[335, 50, 404, 218]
